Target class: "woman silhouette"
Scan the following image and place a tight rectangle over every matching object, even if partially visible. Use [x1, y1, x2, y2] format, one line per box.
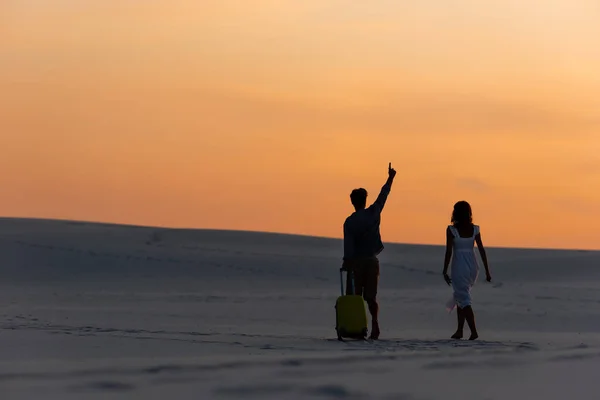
[442, 201, 492, 340]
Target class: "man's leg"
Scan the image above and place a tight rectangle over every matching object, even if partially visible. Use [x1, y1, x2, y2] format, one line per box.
[345, 263, 364, 296]
[363, 258, 380, 339]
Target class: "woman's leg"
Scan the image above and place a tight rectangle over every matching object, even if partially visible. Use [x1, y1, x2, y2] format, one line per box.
[463, 306, 478, 340]
[451, 307, 465, 339]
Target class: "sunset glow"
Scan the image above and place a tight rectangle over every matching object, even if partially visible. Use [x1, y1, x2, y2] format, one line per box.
[2, 1, 600, 249]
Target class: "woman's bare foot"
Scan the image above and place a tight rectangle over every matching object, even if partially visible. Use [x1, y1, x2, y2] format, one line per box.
[451, 330, 463, 339]
[468, 332, 478, 340]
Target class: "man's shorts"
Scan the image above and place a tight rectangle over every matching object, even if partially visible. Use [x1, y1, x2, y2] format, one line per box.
[345, 257, 380, 301]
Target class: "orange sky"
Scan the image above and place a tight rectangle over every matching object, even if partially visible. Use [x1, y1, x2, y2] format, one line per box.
[2, 1, 600, 250]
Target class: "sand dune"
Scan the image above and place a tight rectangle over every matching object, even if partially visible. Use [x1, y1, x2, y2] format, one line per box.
[1, 217, 600, 399]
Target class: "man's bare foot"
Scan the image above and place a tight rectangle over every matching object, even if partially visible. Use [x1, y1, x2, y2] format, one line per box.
[451, 330, 463, 339]
[370, 322, 380, 340]
[469, 332, 478, 340]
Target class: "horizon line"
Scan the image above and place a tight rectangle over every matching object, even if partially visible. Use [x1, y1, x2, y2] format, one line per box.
[0, 215, 597, 253]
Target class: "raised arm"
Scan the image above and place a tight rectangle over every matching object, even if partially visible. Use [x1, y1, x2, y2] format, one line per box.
[475, 232, 491, 282]
[371, 163, 397, 212]
[442, 226, 453, 285]
[385, 162, 396, 186]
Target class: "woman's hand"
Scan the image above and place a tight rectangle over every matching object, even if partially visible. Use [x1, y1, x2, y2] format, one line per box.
[443, 273, 452, 286]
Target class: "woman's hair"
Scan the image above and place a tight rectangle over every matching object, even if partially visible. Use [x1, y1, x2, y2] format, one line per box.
[451, 201, 473, 227]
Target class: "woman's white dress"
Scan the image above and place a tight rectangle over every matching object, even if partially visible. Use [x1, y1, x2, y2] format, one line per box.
[446, 225, 480, 311]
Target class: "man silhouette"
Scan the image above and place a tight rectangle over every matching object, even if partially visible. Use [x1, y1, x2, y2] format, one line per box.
[342, 163, 396, 340]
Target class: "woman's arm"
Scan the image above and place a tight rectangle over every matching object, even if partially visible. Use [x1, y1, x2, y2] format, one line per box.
[443, 227, 453, 285]
[475, 232, 492, 281]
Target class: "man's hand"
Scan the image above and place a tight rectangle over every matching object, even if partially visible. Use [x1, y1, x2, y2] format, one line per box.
[341, 259, 348, 271]
[388, 162, 396, 179]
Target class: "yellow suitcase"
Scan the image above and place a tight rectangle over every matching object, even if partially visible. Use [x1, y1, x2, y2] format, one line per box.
[335, 268, 368, 340]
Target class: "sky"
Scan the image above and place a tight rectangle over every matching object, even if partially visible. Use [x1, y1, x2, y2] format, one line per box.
[2, 0, 600, 250]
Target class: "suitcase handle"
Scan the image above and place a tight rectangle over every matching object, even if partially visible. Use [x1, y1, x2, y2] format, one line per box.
[339, 268, 355, 296]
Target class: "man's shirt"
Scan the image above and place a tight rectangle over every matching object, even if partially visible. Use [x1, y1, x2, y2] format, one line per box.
[343, 183, 391, 260]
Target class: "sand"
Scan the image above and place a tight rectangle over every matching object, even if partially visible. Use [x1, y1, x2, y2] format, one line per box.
[1, 217, 600, 399]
